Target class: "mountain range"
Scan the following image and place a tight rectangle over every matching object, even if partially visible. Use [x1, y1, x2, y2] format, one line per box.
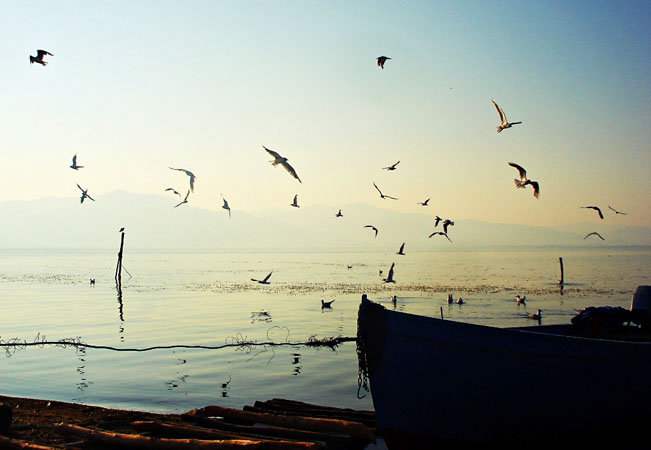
[0, 191, 648, 249]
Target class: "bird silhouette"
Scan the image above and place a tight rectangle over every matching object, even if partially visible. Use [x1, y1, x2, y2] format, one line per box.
[383, 262, 396, 283]
[76, 184, 95, 204]
[418, 198, 430, 206]
[528, 309, 542, 321]
[263, 146, 301, 183]
[169, 167, 197, 192]
[509, 162, 540, 198]
[516, 295, 526, 305]
[165, 188, 182, 199]
[335, 209, 343, 217]
[442, 219, 454, 234]
[396, 242, 406, 255]
[582, 206, 604, 220]
[30, 49, 53, 66]
[119, 227, 125, 233]
[373, 182, 398, 200]
[377, 56, 391, 69]
[251, 272, 273, 285]
[434, 215, 442, 227]
[174, 190, 190, 207]
[70, 154, 83, 170]
[321, 299, 335, 309]
[364, 225, 379, 238]
[584, 232, 605, 241]
[492, 99, 522, 133]
[383, 161, 400, 171]
[429, 231, 452, 242]
[221, 194, 231, 218]
[291, 194, 300, 208]
[608, 205, 627, 215]
[447, 294, 454, 304]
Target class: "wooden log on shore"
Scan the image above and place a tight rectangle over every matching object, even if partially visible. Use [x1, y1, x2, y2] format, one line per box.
[181, 415, 355, 448]
[55, 423, 325, 449]
[0, 434, 60, 450]
[250, 400, 377, 428]
[186, 406, 375, 443]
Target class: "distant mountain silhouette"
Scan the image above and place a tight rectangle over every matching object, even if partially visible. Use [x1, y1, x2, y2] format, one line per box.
[0, 191, 648, 249]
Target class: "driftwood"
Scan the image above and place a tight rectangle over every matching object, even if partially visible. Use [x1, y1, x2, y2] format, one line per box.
[56, 423, 324, 449]
[181, 415, 354, 448]
[0, 434, 60, 450]
[186, 406, 375, 443]
[250, 400, 377, 428]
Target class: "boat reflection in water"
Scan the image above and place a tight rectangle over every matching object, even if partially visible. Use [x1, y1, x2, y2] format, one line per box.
[357, 292, 651, 449]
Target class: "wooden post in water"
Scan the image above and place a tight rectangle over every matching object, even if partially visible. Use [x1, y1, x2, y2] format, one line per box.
[115, 230, 125, 289]
[558, 257, 564, 285]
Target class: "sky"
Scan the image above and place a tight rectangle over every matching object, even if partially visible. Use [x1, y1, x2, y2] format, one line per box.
[1, 1, 650, 228]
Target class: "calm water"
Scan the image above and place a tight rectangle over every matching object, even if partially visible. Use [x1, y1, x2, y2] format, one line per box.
[1, 247, 649, 413]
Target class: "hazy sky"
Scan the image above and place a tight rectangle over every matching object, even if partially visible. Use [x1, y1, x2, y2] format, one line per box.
[1, 1, 649, 227]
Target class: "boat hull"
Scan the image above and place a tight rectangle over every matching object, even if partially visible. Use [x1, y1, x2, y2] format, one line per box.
[357, 295, 651, 446]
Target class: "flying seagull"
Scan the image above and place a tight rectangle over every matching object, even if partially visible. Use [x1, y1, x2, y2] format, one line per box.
[76, 184, 94, 204]
[251, 272, 272, 285]
[335, 209, 343, 217]
[509, 162, 540, 199]
[174, 190, 190, 207]
[321, 299, 335, 309]
[418, 198, 430, 206]
[221, 194, 231, 218]
[383, 262, 396, 283]
[377, 56, 391, 69]
[291, 194, 300, 208]
[383, 161, 400, 171]
[396, 242, 406, 255]
[364, 225, 379, 238]
[263, 146, 301, 183]
[442, 219, 454, 234]
[581, 206, 603, 220]
[165, 187, 182, 200]
[434, 215, 442, 227]
[492, 99, 522, 133]
[30, 49, 53, 66]
[608, 205, 627, 215]
[584, 232, 605, 241]
[373, 182, 398, 200]
[429, 231, 452, 242]
[70, 154, 83, 170]
[169, 167, 197, 192]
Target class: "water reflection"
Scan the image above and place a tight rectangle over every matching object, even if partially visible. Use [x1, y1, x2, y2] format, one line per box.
[292, 352, 302, 376]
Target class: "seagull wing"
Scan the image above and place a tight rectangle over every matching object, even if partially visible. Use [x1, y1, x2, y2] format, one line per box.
[398, 243, 405, 253]
[77, 184, 85, 192]
[508, 162, 527, 181]
[37, 50, 52, 58]
[86, 193, 95, 201]
[385, 194, 398, 200]
[263, 146, 282, 161]
[596, 207, 603, 219]
[529, 181, 540, 199]
[492, 99, 507, 125]
[262, 272, 273, 282]
[387, 263, 395, 281]
[373, 182, 383, 196]
[281, 160, 301, 183]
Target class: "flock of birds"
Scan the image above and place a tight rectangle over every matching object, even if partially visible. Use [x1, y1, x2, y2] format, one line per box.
[32, 49, 628, 319]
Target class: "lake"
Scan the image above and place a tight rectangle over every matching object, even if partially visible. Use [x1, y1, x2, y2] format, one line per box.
[1, 246, 649, 413]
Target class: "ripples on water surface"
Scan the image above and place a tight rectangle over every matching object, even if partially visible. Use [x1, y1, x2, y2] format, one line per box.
[1, 247, 649, 412]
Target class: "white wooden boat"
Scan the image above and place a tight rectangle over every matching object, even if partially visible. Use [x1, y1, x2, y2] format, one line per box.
[357, 294, 651, 448]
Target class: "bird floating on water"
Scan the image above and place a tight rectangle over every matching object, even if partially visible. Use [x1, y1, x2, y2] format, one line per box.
[169, 167, 197, 192]
[251, 272, 272, 285]
[174, 190, 190, 208]
[608, 205, 627, 215]
[582, 206, 603, 220]
[457, 297, 464, 305]
[447, 294, 454, 305]
[429, 231, 452, 242]
[77, 184, 94, 204]
[321, 299, 335, 309]
[364, 225, 379, 238]
[221, 194, 231, 218]
[418, 198, 430, 206]
[30, 49, 53, 66]
[291, 194, 300, 208]
[508, 162, 540, 199]
[70, 154, 83, 170]
[373, 182, 398, 200]
[383, 262, 396, 283]
[377, 56, 391, 69]
[492, 99, 522, 133]
[528, 309, 542, 321]
[584, 231, 605, 241]
[335, 209, 343, 217]
[263, 146, 301, 183]
[383, 161, 400, 171]
[396, 242, 406, 255]
[516, 295, 526, 305]
[90, 278, 95, 286]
